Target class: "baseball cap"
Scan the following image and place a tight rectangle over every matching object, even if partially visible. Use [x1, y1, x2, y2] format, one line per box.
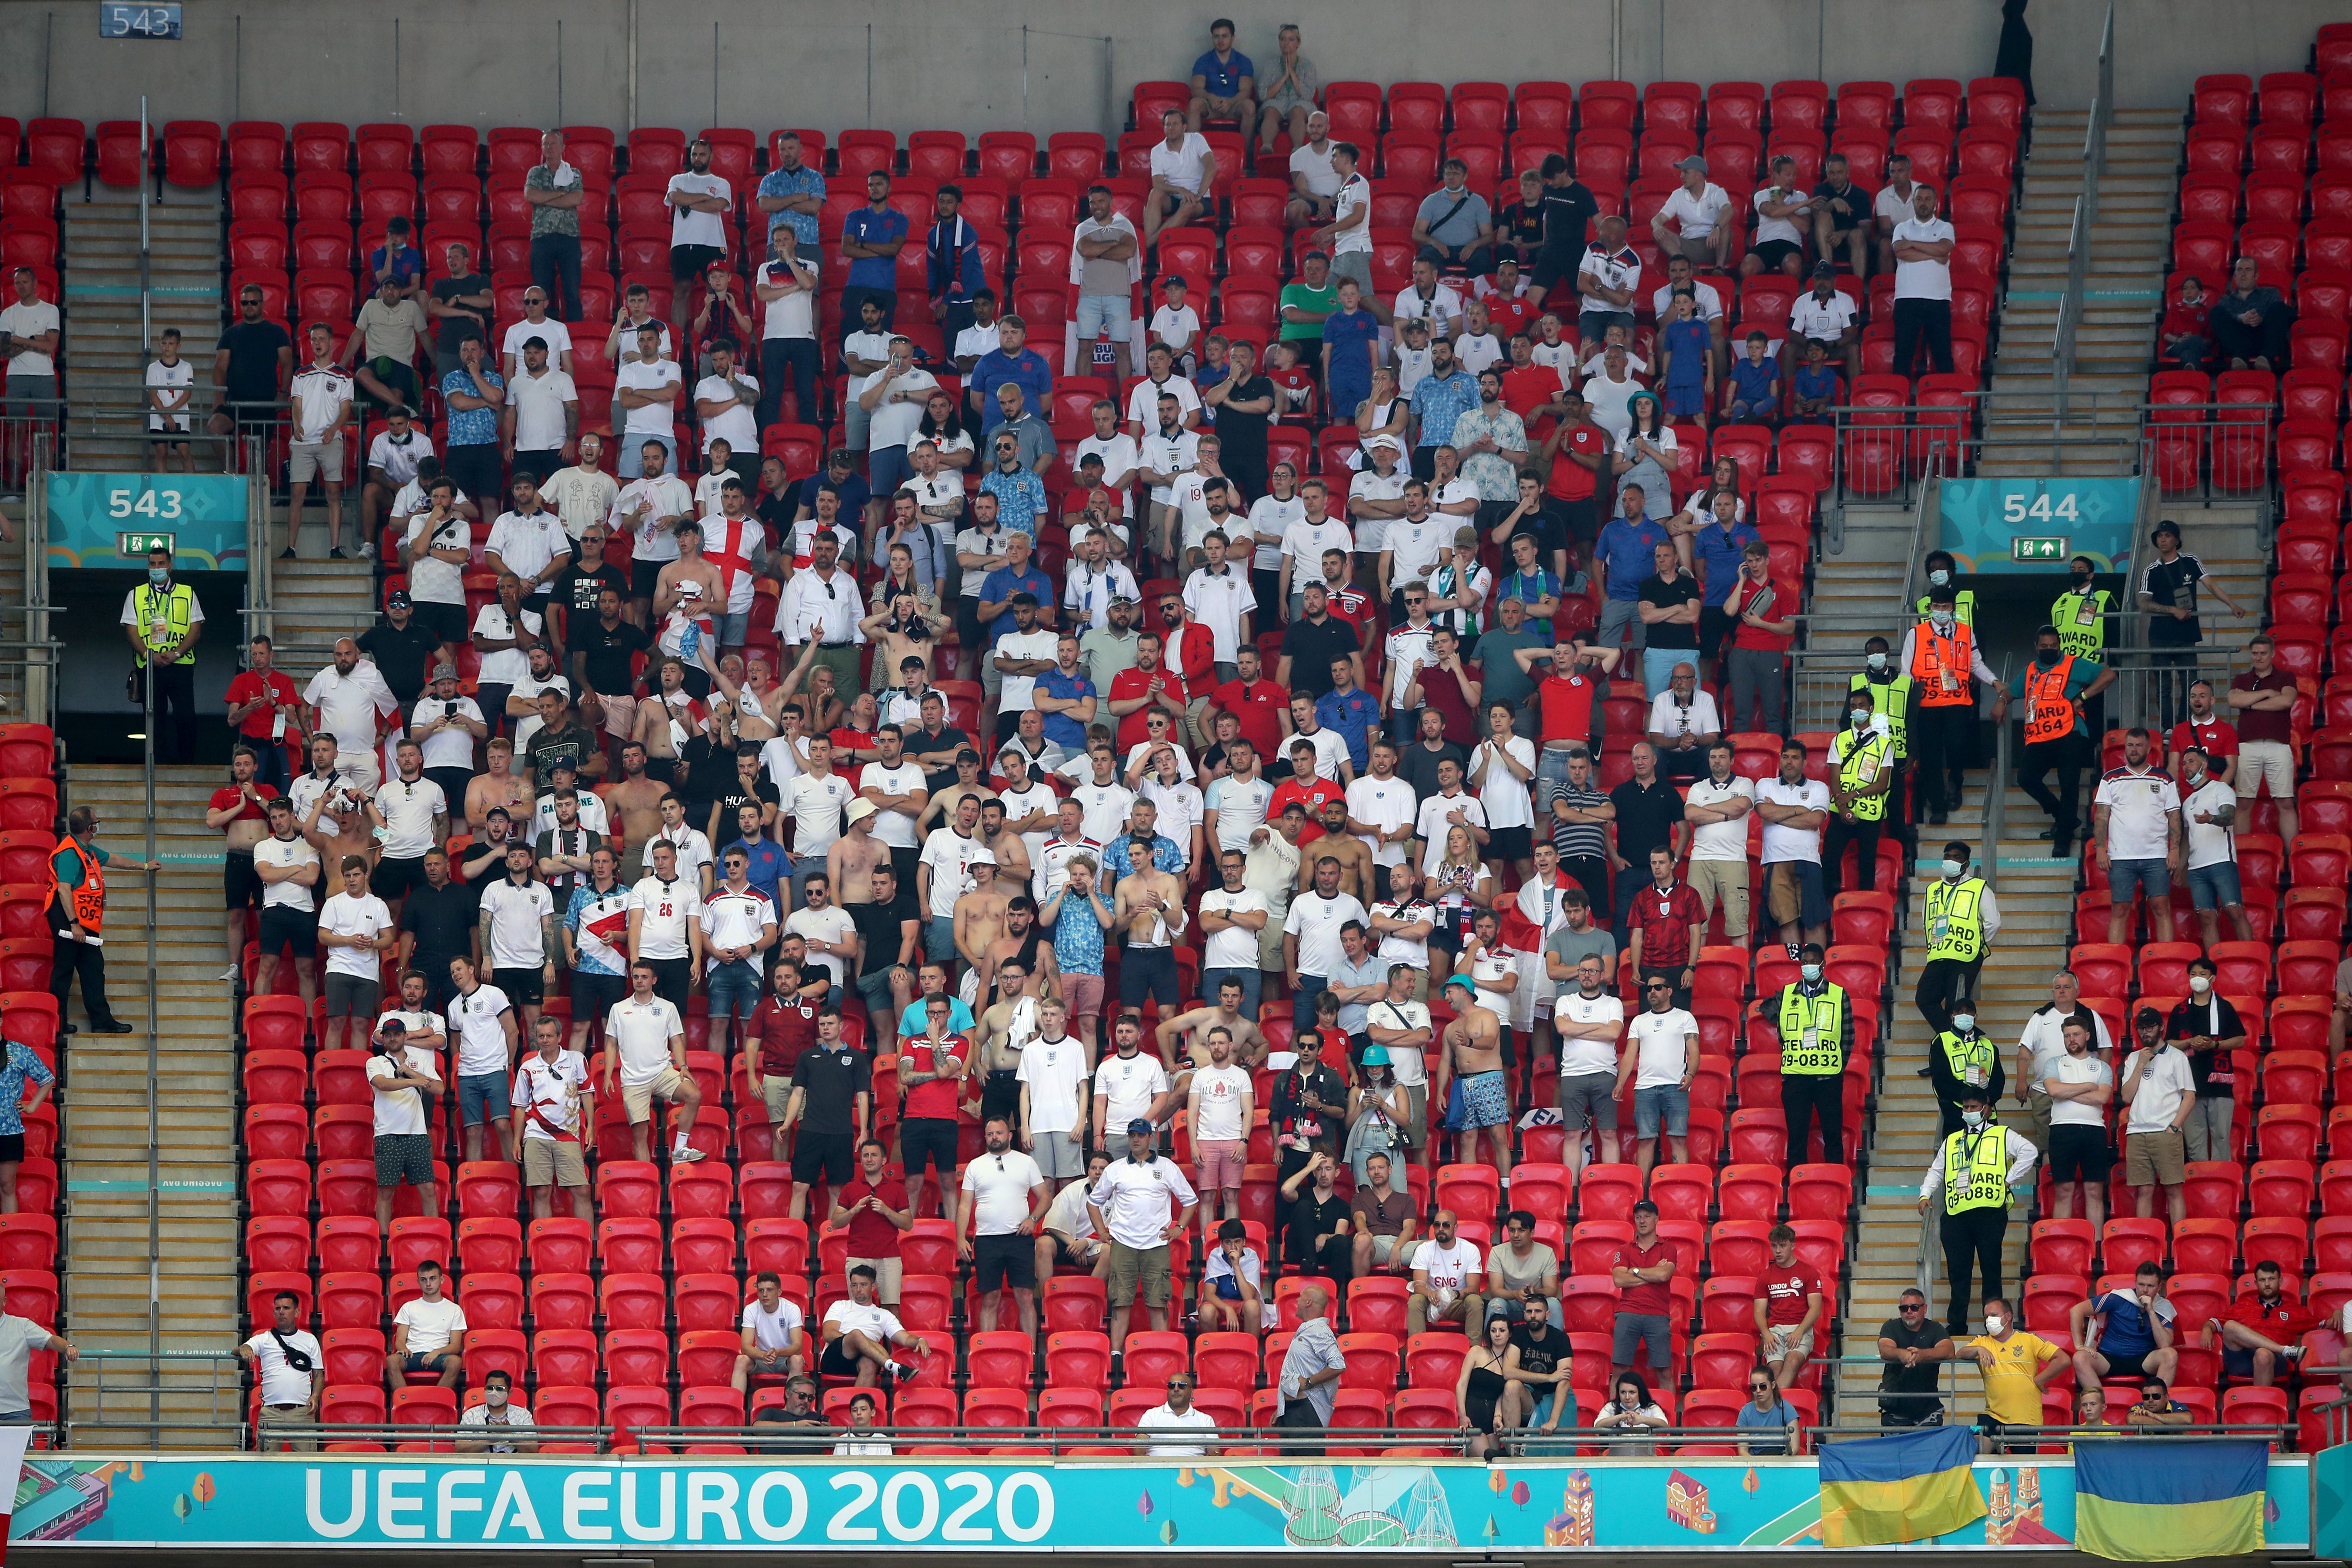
[387, 589, 413, 609]
[1162, 274, 1187, 289]
[1364, 434, 1406, 455]
[1125, 1118, 1155, 1136]
[843, 798, 878, 826]
[1673, 154, 1708, 174]
[1452, 526, 1480, 550]
[1811, 260, 1837, 279]
[431, 661, 459, 681]
[1631, 1199, 1660, 1216]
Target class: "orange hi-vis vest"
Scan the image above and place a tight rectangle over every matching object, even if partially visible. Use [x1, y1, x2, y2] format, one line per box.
[2023, 655, 2080, 745]
[49, 837, 103, 935]
[1911, 618, 1976, 708]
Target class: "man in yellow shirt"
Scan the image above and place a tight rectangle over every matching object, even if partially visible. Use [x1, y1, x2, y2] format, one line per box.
[1960, 1294, 2065, 1454]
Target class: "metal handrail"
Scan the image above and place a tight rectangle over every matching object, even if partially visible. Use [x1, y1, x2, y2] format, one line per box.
[1983, 654, 2010, 889]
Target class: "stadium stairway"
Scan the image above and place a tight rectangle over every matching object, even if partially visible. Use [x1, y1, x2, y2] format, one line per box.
[1985, 107, 2186, 470]
[59, 763, 239, 1445]
[59, 187, 223, 473]
[267, 558, 381, 658]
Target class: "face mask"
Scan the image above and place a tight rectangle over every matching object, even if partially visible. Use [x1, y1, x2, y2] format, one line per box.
[2189, 975, 2212, 994]
[1941, 858, 1964, 879]
[1928, 569, 1950, 587]
[2071, 572, 2091, 590]
[1961, 1108, 1985, 1128]
[1984, 1314, 2008, 1334]
[2034, 650, 2058, 669]
[486, 1388, 508, 1407]
[1850, 709, 1871, 729]
[1952, 1014, 1976, 1035]
[1801, 963, 1822, 983]
[1866, 654, 1889, 675]
[147, 567, 168, 587]
[1931, 611, 1955, 632]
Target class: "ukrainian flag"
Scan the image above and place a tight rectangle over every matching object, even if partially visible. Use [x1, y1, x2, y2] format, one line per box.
[2073, 1438, 2268, 1561]
[1816, 1423, 1987, 1547]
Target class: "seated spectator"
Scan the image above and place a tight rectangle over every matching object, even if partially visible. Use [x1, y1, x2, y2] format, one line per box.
[1723, 330, 1780, 424]
[2125, 1378, 2194, 1429]
[1139, 1372, 1219, 1458]
[832, 1391, 893, 1455]
[1735, 1371, 1802, 1456]
[2158, 274, 2209, 371]
[1810, 151, 1871, 280]
[1742, 155, 1815, 278]
[1788, 262, 1861, 384]
[819, 1264, 928, 1388]
[386, 1258, 465, 1394]
[2206, 256, 2292, 372]
[454, 1369, 536, 1453]
[749, 1377, 832, 1453]
[1186, 19, 1256, 133]
[733, 1270, 807, 1395]
[1649, 157, 1734, 271]
[1255, 23, 1317, 154]
[1201, 1217, 1273, 1334]
[1787, 340, 1842, 423]
[1146, 110, 1216, 247]
[2206, 1259, 2312, 1388]
[2069, 1262, 2180, 1391]
[1413, 160, 1495, 277]
[1286, 110, 1340, 230]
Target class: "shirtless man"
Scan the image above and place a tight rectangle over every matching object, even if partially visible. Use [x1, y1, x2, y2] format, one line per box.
[704, 646, 784, 745]
[860, 589, 937, 700]
[1299, 795, 1378, 904]
[629, 656, 702, 783]
[1154, 975, 1269, 1076]
[1113, 849, 1189, 990]
[1435, 972, 1512, 1180]
[917, 748, 996, 833]
[603, 740, 668, 850]
[825, 795, 892, 907]
[299, 768, 377, 873]
[464, 737, 531, 837]
[651, 519, 726, 662]
[982, 894, 1058, 1012]
[974, 957, 1046, 1126]
[208, 743, 279, 978]
[953, 853, 1015, 1003]
[976, 798, 1035, 890]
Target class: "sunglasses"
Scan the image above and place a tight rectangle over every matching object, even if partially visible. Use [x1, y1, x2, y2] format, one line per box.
[1646, 983, 1670, 993]
[1899, 1302, 1925, 1312]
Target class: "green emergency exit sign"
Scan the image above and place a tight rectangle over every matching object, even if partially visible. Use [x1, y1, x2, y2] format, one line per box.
[117, 530, 176, 555]
[2010, 536, 2068, 563]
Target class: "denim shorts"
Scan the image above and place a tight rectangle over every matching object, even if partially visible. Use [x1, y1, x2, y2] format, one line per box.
[1074, 294, 1129, 340]
[705, 957, 763, 1018]
[925, 914, 959, 962]
[2108, 856, 2170, 906]
[869, 444, 912, 495]
[2185, 860, 2242, 911]
[457, 1071, 512, 1127]
[1634, 1084, 1689, 1139]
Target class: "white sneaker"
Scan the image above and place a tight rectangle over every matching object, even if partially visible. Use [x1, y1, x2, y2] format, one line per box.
[672, 1145, 706, 1163]
[219, 966, 239, 982]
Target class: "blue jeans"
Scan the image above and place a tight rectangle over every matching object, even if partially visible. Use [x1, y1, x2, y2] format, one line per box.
[788, 853, 830, 908]
[1642, 647, 1695, 700]
[1202, 965, 1262, 1018]
[618, 433, 677, 479]
[924, 914, 959, 963]
[529, 233, 583, 322]
[705, 957, 762, 1019]
[1292, 973, 1331, 1035]
[1535, 746, 1580, 814]
[760, 337, 820, 429]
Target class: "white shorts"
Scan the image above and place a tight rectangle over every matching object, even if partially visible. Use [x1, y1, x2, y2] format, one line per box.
[331, 749, 383, 794]
[2235, 740, 2295, 800]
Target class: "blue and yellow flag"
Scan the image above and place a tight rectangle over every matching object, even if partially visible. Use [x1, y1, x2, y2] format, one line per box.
[2073, 1437, 2267, 1561]
[1816, 1423, 1987, 1547]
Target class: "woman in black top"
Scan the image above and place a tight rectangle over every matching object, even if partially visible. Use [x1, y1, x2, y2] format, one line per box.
[1456, 1314, 1517, 1456]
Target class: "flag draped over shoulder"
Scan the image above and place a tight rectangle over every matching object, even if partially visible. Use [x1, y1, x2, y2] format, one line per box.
[2072, 1437, 2267, 1561]
[1816, 1423, 1988, 1548]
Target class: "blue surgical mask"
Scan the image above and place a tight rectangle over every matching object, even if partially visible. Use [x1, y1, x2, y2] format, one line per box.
[1961, 1109, 1985, 1128]
[1941, 859, 1965, 879]
[1801, 964, 1822, 983]
[1952, 1014, 1976, 1034]
[147, 567, 169, 587]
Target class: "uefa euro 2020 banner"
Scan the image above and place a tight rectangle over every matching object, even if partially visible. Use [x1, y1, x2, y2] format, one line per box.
[1, 1453, 2314, 1553]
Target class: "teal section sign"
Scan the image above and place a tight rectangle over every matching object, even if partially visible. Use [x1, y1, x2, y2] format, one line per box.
[1937, 477, 2141, 577]
[45, 473, 248, 571]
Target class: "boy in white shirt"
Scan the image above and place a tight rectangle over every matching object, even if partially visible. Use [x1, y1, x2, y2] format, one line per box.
[1148, 276, 1203, 372]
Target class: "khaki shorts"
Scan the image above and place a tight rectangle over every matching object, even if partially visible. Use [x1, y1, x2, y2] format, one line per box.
[622, 1065, 691, 1125]
[257, 1402, 319, 1452]
[846, 1255, 904, 1304]
[761, 1078, 794, 1124]
[1763, 1323, 1815, 1366]
[1106, 1239, 1172, 1308]
[1259, 921, 1287, 974]
[1394, 1082, 1429, 1149]
[2125, 1128, 2187, 1187]
[522, 1137, 588, 1189]
[1366, 1233, 1402, 1265]
[289, 435, 345, 483]
[1687, 857, 1751, 937]
[2235, 740, 2295, 800]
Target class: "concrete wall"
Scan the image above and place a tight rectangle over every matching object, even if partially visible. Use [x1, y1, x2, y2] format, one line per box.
[0, 0, 2337, 142]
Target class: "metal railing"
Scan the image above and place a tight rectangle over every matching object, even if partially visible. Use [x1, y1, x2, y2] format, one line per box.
[1983, 654, 2011, 884]
[63, 1351, 246, 1444]
[2054, 2, 2117, 418]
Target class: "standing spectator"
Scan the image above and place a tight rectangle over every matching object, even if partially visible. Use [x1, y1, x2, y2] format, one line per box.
[925, 186, 986, 350]
[318, 853, 396, 1047]
[2095, 727, 2182, 945]
[1256, 23, 1318, 153]
[1604, 742, 1684, 933]
[831, 1138, 913, 1304]
[239, 1291, 321, 1451]
[510, 1015, 591, 1220]
[437, 336, 506, 504]
[1185, 20, 1256, 132]
[757, 131, 825, 264]
[446, 954, 521, 1162]
[224, 634, 304, 794]
[969, 316, 1054, 435]
[1918, 1084, 2038, 1341]
[1145, 110, 1217, 248]
[2165, 680, 2239, 784]
[1273, 1285, 1347, 1454]
[1592, 490, 1665, 665]
[1, 265, 61, 451]
[663, 139, 732, 345]
[613, 327, 683, 482]
[956, 1116, 1048, 1334]
[207, 283, 293, 463]
[606, 957, 706, 1163]
[1070, 187, 1142, 381]
[486, 475, 573, 622]
[753, 242, 820, 430]
[1876, 1288, 1955, 1429]
[1574, 217, 1642, 355]
[145, 327, 195, 473]
[1724, 541, 1796, 735]
[1679, 741, 1753, 941]
[504, 336, 578, 488]
[1650, 157, 1734, 270]
[839, 170, 907, 342]
[1958, 1296, 2064, 1455]
[1609, 1201, 1677, 1382]
[426, 243, 493, 383]
[2207, 255, 2293, 371]
[1414, 160, 1494, 276]
[2041, 1017, 2113, 1232]
[524, 130, 585, 321]
[1089, 1120, 1199, 1351]
[364, 1012, 442, 1230]
[2166, 956, 2245, 1163]
[284, 323, 354, 560]
[1888, 184, 1956, 377]
[50, 805, 156, 1038]
[1616, 967, 1697, 1178]
[2226, 631, 2295, 843]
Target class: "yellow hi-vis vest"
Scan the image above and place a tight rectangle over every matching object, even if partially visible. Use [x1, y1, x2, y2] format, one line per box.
[1937, 1028, 1997, 1094]
[2051, 589, 2112, 661]
[1942, 1124, 2010, 1215]
[1925, 876, 1987, 963]
[1777, 984, 1848, 1075]
[1832, 727, 1893, 821]
[1850, 671, 1911, 760]
[130, 581, 196, 659]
